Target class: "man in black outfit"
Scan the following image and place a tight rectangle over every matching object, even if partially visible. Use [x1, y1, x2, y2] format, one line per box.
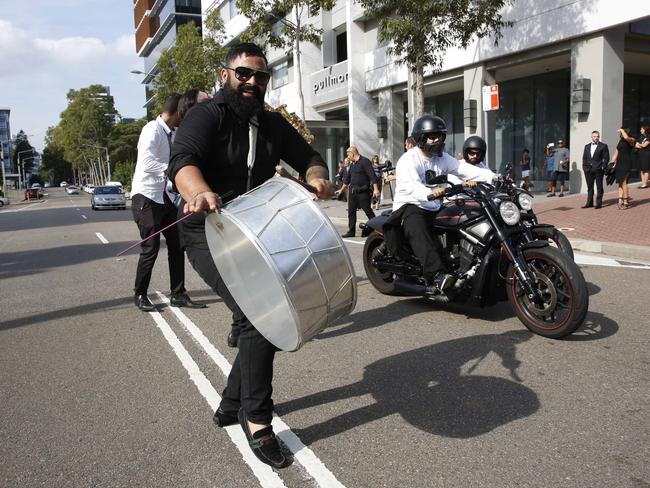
[581, 130, 610, 209]
[131, 93, 205, 312]
[336, 146, 380, 237]
[168, 43, 332, 469]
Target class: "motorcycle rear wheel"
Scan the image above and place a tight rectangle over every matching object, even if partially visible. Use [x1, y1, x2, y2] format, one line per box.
[506, 246, 588, 338]
[531, 227, 574, 261]
[362, 233, 400, 295]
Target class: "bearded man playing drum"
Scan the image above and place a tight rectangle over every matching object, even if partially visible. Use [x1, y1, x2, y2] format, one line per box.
[168, 42, 332, 469]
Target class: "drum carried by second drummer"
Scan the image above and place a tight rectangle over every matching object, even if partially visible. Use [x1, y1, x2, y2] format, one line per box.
[205, 176, 357, 351]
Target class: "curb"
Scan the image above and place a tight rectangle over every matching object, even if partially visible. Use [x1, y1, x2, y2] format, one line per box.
[569, 239, 650, 262]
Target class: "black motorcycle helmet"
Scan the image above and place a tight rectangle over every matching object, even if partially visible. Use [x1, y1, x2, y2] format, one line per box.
[411, 115, 447, 157]
[462, 136, 487, 164]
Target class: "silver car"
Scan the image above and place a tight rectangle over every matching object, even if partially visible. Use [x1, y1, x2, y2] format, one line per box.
[91, 185, 127, 210]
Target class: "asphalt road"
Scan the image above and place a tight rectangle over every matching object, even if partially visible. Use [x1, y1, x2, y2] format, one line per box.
[1, 188, 649, 488]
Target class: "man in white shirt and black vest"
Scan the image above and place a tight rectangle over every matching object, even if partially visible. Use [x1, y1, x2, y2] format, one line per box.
[130, 93, 204, 311]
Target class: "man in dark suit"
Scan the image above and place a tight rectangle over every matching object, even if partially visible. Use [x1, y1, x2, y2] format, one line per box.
[582, 130, 609, 209]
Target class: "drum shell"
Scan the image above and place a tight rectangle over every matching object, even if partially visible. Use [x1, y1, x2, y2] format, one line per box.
[205, 177, 357, 351]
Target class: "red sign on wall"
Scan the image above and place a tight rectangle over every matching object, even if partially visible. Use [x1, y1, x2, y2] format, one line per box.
[482, 84, 500, 111]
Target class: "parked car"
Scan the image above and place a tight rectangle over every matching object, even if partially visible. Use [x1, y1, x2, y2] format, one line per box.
[84, 184, 95, 194]
[66, 185, 80, 195]
[91, 185, 126, 210]
[24, 188, 42, 200]
[0, 196, 9, 207]
[59, 181, 68, 187]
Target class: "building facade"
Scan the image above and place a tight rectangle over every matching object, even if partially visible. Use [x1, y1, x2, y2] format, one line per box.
[133, 0, 203, 111]
[204, 0, 650, 192]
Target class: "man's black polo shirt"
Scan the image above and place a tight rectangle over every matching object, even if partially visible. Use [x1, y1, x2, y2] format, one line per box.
[343, 156, 376, 190]
[168, 90, 327, 248]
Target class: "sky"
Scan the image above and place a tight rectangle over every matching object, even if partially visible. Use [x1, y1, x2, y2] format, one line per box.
[0, 0, 147, 152]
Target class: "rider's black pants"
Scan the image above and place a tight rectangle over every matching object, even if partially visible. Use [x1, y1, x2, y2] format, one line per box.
[401, 205, 444, 282]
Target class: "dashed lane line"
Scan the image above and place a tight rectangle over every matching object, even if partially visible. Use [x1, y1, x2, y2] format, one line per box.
[81, 215, 87, 220]
[147, 309, 287, 488]
[155, 291, 347, 488]
[95, 232, 109, 244]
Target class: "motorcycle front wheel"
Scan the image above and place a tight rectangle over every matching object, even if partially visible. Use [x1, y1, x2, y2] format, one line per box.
[362, 233, 400, 295]
[506, 246, 588, 338]
[531, 226, 574, 261]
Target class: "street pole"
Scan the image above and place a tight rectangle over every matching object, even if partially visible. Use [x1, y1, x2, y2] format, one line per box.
[0, 141, 6, 197]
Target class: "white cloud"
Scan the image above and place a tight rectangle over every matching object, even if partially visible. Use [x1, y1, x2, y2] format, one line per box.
[0, 18, 146, 151]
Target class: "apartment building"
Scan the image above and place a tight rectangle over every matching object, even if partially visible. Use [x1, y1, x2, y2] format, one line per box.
[201, 0, 650, 192]
[133, 0, 203, 111]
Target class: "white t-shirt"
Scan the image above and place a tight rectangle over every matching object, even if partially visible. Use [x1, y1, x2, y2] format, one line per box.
[392, 148, 495, 212]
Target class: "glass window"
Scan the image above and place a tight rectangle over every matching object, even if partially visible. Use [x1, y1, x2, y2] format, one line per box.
[271, 59, 292, 89]
[336, 31, 347, 63]
[424, 91, 464, 158]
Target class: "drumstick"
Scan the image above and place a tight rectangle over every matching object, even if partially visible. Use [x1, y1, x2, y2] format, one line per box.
[275, 165, 318, 194]
[116, 190, 234, 256]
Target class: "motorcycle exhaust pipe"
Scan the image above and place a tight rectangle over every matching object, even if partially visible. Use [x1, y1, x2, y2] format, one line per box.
[393, 280, 427, 296]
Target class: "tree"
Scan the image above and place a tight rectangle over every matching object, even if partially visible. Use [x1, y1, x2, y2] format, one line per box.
[237, 0, 335, 120]
[53, 84, 119, 182]
[358, 0, 513, 118]
[153, 11, 227, 113]
[107, 118, 147, 191]
[41, 126, 73, 184]
[12, 130, 35, 173]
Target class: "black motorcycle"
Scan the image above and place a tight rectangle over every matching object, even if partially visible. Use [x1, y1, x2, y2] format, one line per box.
[497, 164, 574, 260]
[361, 179, 588, 339]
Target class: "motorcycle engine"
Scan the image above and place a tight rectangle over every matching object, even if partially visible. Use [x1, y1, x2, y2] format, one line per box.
[458, 238, 477, 273]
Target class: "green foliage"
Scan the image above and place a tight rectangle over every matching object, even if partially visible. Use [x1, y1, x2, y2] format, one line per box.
[106, 118, 146, 191]
[12, 130, 35, 173]
[41, 127, 73, 184]
[237, 0, 335, 50]
[52, 84, 119, 172]
[152, 11, 227, 113]
[112, 160, 136, 192]
[358, 0, 513, 115]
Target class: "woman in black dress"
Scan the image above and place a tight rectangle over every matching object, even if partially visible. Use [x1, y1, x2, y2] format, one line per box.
[635, 125, 650, 189]
[611, 127, 636, 209]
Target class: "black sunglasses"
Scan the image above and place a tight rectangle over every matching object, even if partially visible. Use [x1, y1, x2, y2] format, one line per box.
[222, 65, 270, 84]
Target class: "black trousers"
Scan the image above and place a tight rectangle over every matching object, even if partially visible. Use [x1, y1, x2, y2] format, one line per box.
[401, 205, 444, 282]
[132, 194, 185, 296]
[347, 188, 375, 235]
[185, 246, 277, 424]
[583, 167, 604, 206]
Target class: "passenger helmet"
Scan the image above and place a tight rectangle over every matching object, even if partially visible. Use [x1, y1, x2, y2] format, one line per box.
[411, 115, 447, 157]
[462, 136, 487, 164]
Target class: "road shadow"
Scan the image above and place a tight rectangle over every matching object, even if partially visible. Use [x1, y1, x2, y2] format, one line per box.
[278, 330, 539, 443]
[562, 311, 619, 341]
[0, 206, 133, 232]
[0, 289, 221, 332]
[586, 281, 601, 297]
[321, 298, 515, 341]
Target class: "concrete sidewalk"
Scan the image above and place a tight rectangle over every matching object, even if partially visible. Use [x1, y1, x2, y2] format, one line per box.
[320, 182, 650, 262]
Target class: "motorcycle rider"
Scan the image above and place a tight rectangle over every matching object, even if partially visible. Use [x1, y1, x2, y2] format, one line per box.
[449, 135, 488, 185]
[385, 116, 495, 295]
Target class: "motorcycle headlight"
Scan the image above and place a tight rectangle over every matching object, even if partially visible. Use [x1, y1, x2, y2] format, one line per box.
[499, 201, 521, 225]
[517, 193, 533, 211]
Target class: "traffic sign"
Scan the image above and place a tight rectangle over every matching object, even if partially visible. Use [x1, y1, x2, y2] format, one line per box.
[482, 84, 500, 111]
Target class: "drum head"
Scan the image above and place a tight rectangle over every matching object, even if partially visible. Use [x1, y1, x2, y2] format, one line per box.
[205, 178, 356, 351]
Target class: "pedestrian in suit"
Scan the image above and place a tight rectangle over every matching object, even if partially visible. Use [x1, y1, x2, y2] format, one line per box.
[581, 130, 609, 209]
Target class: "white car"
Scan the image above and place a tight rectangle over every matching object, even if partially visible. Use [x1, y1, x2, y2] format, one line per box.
[0, 196, 9, 207]
[60, 181, 68, 187]
[66, 186, 80, 195]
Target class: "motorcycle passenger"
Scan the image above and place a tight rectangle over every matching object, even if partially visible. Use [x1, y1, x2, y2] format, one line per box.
[386, 116, 495, 295]
[449, 135, 488, 185]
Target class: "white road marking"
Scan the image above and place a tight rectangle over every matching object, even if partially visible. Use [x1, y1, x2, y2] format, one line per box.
[156, 291, 346, 488]
[81, 215, 87, 220]
[148, 309, 287, 488]
[76, 208, 80, 211]
[342, 238, 363, 245]
[95, 232, 109, 244]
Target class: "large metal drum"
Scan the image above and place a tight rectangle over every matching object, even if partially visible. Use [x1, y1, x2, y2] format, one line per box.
[205, 177, 357, 351]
